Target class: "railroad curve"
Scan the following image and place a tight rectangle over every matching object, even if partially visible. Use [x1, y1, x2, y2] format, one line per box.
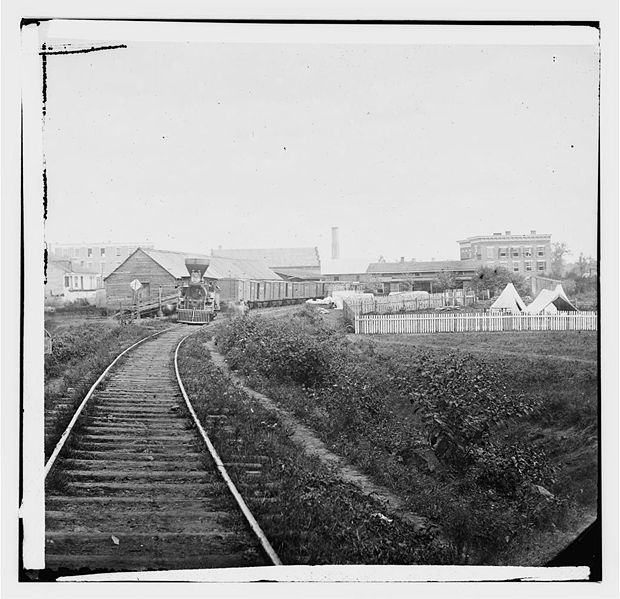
[45, 325, 271, 572]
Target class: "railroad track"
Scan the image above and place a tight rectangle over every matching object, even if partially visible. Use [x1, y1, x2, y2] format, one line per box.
[45, 325, 279, 572]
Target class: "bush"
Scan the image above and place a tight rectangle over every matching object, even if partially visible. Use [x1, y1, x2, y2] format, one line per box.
[214, 308, 563, 563]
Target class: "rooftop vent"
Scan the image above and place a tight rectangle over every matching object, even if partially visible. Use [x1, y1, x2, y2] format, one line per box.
[493, 232, 502, 236]
[505, 230, 511, 235]
[530, 230, 537, 235]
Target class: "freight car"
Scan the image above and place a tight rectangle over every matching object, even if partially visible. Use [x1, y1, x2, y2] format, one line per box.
[177, 260, 331, 324]
[217, 278, 328, 309]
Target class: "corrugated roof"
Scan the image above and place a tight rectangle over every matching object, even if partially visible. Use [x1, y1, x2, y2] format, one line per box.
[366, 259, 479, 274]
[142, 249, 281, 281]
[212, 247, 320, 268]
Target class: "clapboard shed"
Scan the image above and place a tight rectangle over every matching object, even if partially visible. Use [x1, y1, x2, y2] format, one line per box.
[104, 248, 183, 310]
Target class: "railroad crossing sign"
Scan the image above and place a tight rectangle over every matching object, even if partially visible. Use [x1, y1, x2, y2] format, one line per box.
[130, 279, 142, 291]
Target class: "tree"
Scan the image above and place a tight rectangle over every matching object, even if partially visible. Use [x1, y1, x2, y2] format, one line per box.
[469, 266, 529, 298]
[432, 270, 458, 293]
[550, 242, 571, 279]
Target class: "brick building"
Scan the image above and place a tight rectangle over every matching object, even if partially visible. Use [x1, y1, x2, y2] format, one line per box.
[457, 231, 552, 275]
[50, 241, 155, 277]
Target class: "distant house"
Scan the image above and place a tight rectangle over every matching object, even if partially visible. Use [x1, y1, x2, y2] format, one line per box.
[50, 241, 155, 277]
[211, 247, 321, 278]
[365, 259, 481, 293]
[104, 248, 281, 309]
[46, 259, 104, 306]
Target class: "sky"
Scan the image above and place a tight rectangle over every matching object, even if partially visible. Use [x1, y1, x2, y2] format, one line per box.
[41, 25, 600, 265]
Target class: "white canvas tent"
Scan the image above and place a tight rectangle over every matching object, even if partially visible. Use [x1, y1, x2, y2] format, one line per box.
[525, 284, 578, 314]
[489, 283, 527, 314]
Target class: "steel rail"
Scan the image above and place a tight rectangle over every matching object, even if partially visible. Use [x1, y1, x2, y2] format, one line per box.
[174, 336, 282, 567]
[44, 327, 173, 478]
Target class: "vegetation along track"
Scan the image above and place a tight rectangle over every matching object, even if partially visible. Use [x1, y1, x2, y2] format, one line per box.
[45, 325, 278, 572]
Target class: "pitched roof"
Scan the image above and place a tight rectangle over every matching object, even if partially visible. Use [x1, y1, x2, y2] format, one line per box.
[273, 268, 322, 281]
[212, 247, 320, 268]
[366, 259, 479, 274]
[49, 258, 101, 275]
[524, 284, 578, 313]
[490, 283, 527, 313]
[321, 258, 371, 275]
[142, 249, 281, 281]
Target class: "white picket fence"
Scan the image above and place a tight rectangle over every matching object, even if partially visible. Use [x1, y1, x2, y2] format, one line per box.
[343, 292, 482, 321]
[354, 311, 598, 335]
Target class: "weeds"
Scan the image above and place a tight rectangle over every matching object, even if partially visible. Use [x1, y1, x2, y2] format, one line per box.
[210, 309, 597, 564]
[178, 335, 451, 565]
[44, 321, 169, 460]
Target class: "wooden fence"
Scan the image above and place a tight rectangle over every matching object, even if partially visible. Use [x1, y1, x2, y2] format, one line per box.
[354, 311, 598, 335]
[343, 293, 481, 321]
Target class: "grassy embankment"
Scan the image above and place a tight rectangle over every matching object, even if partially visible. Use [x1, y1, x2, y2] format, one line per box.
[209, 306, 597, 565]
[177, 335, 452, 565]
[44, 317, 171, 460]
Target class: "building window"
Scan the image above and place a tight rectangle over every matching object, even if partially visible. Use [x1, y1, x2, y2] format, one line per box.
[537, 246, 545, 257]
[499, 248, 507, 258]
[525, 261, 532, 272]
[537, 261, 546, 271]
[87, 248, 93, 257]
[486, 247, 494, 259]
[73, 276, 79, 287]
[512, 248, 520, 258]
[524, 247, 532, 257]
[513, 264, 520, 272]
[64, 275, 70, 287]
[116, 247, 121, 256]
[101, 247, 106, 257]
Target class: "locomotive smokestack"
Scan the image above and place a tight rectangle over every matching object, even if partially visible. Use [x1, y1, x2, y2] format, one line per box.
[331, 227, 340, 260]
[185, 257, 210, 280]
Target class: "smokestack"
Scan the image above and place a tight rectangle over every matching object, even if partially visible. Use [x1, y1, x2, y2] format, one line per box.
[331, 227, 340, 260]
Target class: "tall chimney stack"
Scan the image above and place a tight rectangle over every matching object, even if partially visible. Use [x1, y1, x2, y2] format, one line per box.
[331, 227, 340, 260]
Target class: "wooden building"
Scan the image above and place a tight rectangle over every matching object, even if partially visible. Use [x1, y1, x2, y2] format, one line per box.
[104, 248, 281, 311]
[365, 259, 481, 293]
[211, 247, 321, 278]
[45, 259, 103, 306]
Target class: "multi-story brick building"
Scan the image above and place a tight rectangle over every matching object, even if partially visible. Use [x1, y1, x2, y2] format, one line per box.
[457, 231, 552, 275]
[50, 242, 155, 277]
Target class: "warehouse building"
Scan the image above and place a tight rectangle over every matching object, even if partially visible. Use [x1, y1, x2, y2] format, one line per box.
[211, 247, 321, 278]
[365, 259, 480, 293]
[104, 248, 280, 311]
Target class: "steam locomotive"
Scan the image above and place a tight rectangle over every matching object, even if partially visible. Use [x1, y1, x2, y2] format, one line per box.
[177, 258, 218, 324]
[177, 257, 335, 325]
